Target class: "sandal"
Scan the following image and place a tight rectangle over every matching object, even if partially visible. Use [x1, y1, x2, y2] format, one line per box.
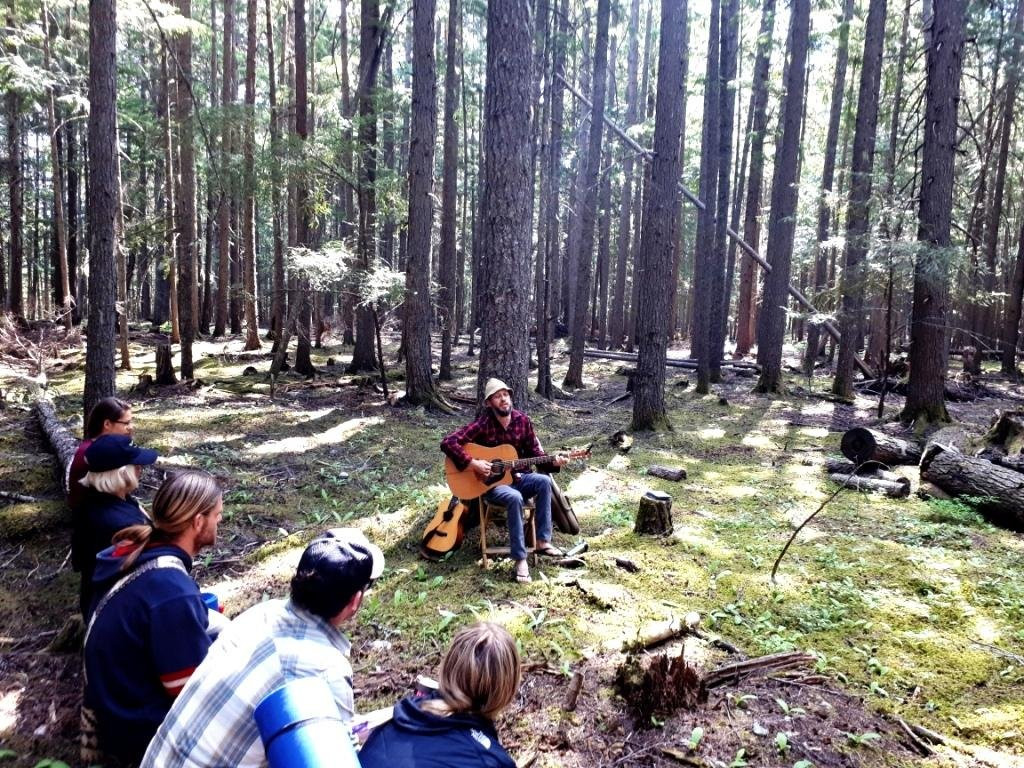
[535, 544, 565, 557]
[514, 561, 532, 583]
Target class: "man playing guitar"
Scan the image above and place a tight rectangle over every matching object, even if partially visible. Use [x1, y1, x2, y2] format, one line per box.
[441, 378, 567, 583]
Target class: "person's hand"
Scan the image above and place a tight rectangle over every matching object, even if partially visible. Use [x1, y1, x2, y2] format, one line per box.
[553, 453, 569, 468]
[470, 458, 493, 479]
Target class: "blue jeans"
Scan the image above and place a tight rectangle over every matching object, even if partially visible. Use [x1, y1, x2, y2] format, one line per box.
[484, 472, 553, 561]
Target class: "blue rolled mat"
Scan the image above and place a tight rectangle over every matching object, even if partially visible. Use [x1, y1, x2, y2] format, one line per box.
[254, 676, 361, 768]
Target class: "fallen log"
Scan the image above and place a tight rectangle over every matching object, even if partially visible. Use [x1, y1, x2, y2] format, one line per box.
[840, 427, 921, 466]
[828, 472, 910, 498]
[703, 651, 815, 688]
[647, 465, 687, 482]
[920, 443, 1024, 529]
[824, 457, 909, 485]
[32, 390, 78, 493]
[583, 348, 760, 371]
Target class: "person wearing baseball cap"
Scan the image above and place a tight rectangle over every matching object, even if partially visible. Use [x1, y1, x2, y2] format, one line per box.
[74, 433, 160, 616]
[441, 377, 568, 583]
[142, 528, 386, 768]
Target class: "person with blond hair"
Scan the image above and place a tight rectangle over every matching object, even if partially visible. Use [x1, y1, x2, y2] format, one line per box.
[73, 433, 158, 616]
[359, 622, 521, 768]
[82, 470, 224, 767]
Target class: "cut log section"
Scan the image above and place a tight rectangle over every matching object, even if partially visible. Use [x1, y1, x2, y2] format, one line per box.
[828, 473, 910, 498]
[840, 427, 921, 466]
[824, 457, 910, 485]
[635, 490, 673, 535]
[920, 443, 1024, 529]
[647, 465, 687, 482]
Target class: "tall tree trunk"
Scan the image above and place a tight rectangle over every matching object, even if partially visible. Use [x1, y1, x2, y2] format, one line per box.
[476, 0, 533, 407]
[608, 0, 642, 352]
[989, 0, 1024, 365]
[67, 114, 80, 321]
[241, 0, 260, 350]
[833, 0, 887, 397]
[115, 127, 131, 369]
[84, 0, 118, 418]
[804, 0, 854, 371]
[175, 0, 197, 379]
[404, 0, 449, 409]
[754, 0, 810, 393]
[563, 0, 610, 389]
[707, 0, 739, 383]
[735, 0, 775, 357]
[632, 0, 686, 431]
[293, 0, 315, 376]
[692, 0, 721, 393]
[214, 0, 235, 338]
[266, 0, 285, 345]
[595, 36, 617, 350]
[42, 1, 71, 330]
[200, 0, 217, 335]
[348, 0, 384, 372]
[562, 12, 592, 336]
[5, 1, 23, 318]
[537, 0, 569, 396]
[438, 0, 459, 381]
[903, 0, 965, 423]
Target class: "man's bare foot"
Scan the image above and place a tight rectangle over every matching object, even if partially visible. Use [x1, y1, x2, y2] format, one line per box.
[514, 559, 532, 583]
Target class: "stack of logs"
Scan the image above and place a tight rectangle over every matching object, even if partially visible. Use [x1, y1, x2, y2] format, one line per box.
[830, 419, 1024, 530]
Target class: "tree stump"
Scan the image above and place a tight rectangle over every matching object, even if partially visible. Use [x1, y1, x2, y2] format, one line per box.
[920, 443, 1024, 530]
[840, 427, 921, 466]
[155, 344, 177, 386]
[635, 490, 672, 534]
[615, 651, 706, 724]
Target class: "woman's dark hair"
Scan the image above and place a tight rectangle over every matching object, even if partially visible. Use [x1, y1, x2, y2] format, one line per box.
[85, 397, 131, 439]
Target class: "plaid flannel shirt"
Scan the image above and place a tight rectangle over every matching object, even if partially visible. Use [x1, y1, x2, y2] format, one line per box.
[141, 599, 354, 768]
[440, 408, 546, 471]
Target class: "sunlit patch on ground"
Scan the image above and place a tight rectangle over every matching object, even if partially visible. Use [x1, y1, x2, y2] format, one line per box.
[697, 427, 725, 440]
[741, 432, 776, 448]
[249, 415, 383, 456]
[0, 686, 21, 733]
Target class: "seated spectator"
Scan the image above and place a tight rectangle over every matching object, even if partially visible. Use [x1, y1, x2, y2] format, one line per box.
[73, 433, 158, 616]
[82, 470, 224, 767]
[359, 622, 520, 768]
[68, 397, 134, 511]
[141, 528, 385, 768]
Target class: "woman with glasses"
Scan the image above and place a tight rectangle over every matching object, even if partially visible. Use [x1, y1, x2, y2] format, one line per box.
[68, 397, 135, 511]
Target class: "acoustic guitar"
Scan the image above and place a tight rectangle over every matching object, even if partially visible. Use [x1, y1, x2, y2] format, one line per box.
[444, 443, 591, 500]
[420, 496, 472, 560]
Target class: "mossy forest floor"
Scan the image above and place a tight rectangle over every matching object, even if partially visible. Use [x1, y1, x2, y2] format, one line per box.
[1, 326, 1023, 768]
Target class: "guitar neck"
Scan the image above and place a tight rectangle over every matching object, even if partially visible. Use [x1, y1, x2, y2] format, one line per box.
[508, 454, 558, 472]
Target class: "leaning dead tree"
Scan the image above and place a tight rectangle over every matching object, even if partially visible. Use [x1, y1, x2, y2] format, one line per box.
[558, 74, 873, 378]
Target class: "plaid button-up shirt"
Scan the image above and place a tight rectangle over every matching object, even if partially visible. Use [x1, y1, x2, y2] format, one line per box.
[141, 599, 354, 768]
[441, 408, 546, 471]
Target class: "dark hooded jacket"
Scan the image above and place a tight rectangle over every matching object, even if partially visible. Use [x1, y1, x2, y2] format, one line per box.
[359, 694, 515, 768]
[84, 543, 210, 766]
